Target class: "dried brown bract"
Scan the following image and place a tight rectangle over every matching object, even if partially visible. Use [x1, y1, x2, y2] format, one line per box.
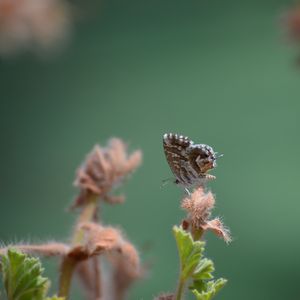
[110, 245, 142, 300]
[79, 222, 140, 272]
[181, 187, 231, 243]
[76, 259, 100, 300]
[73, 138, 142, 207]
[78, 222, 141, 300]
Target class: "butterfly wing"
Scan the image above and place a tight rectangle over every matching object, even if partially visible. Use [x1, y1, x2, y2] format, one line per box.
[163, 133, 194, 185]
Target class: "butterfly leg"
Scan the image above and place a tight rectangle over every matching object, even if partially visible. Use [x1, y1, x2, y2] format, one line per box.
[160, 178, 175, 189]
[184, 187, 191, 196]
[203, 174, 216, 181]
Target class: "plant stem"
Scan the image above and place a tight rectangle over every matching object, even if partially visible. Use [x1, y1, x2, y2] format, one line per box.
[191, 226, 204, 241]
[58, 257, 77, 298]
[58, 194, 99, 299]
[93, 256, 102, 299]
[175, 277, 186, 300]
[174, 227, 203, 300]
[72, 194, 98, 245]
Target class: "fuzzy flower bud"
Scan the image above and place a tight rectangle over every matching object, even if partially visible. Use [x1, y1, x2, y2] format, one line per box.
[181, 187, 231, 243]
[73, 138, 142, 207]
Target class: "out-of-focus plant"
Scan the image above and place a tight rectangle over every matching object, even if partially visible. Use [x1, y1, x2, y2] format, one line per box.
[0, 138, 142, 300]
[0, 248, 63, 300]
[282, 2, 300, 64]
[0, 0, 72, 56]
[0, 136, 230, 300]
[283, 3, 300, 43]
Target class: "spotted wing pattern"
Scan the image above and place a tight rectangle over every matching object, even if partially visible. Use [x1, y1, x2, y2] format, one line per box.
[163, 133, 217, 187]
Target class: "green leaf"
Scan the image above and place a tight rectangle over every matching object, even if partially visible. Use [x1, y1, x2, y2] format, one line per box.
[0, 249, 49, 300]
[173, 226, 227, 300]
[173, 226, 205, 280]
[192, 278, 227, 300]
[192, 258, 215, 280]
[45, 297, 65, 300]
[190, 279, 207, 292]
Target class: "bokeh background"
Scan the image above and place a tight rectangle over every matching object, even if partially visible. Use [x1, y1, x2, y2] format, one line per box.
[1, 0, 300, 299]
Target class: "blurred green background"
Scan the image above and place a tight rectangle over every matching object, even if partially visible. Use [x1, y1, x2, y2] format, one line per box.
[1, 0, 300, 299]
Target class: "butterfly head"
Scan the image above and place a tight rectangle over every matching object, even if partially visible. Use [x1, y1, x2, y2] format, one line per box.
[192, 144, 217, 173]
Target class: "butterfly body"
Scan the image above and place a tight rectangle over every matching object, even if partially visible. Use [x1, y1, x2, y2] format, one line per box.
[163, 133, 218, 188]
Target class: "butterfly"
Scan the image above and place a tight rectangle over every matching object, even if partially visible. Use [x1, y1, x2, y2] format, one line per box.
[163, 133, 221, 190]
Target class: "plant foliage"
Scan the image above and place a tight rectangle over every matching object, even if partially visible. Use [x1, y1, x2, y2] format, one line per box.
[0, 249, 64, 300]
[173, 226, 227, 300]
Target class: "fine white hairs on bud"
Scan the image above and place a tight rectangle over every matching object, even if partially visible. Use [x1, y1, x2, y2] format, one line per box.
[181, 187, 231, 243]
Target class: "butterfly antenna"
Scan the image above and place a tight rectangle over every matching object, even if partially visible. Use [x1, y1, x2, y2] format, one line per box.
[160, 178, 175, 189]
[215, 152, 224, 158]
